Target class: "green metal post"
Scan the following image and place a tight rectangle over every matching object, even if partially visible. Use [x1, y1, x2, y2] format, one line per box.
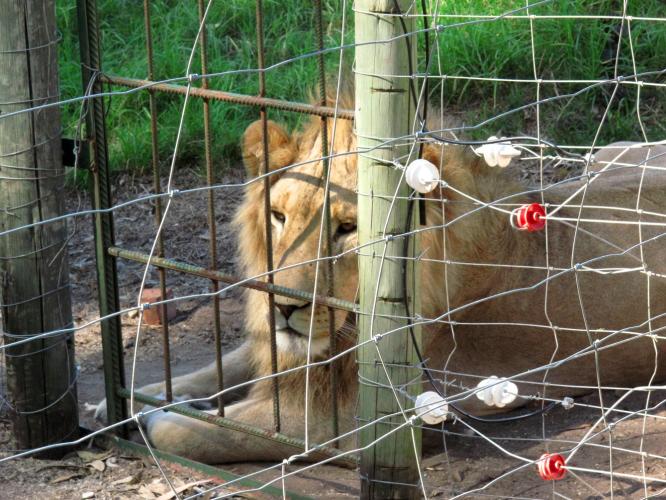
[355, 1, 422, 498]
[76, 0, 128, 432]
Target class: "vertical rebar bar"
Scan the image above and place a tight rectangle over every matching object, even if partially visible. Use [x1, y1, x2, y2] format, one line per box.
[143, 0, 173, 403]
[313, 0, 339, 443]
[255, 0, 281, 433]
[197, 0, 225, 417]
[76, 0, 127, 434]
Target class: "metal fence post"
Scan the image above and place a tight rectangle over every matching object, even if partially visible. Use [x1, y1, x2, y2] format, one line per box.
[0, 0, 79, 455]
[355, 0, 422, 497]
[76, 0, 128, 432]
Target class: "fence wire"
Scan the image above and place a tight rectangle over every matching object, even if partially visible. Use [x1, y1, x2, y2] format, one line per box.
[1, 0, 666, 498]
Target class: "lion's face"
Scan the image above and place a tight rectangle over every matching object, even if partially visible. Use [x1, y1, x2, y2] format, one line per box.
[236, 118, 359, 360]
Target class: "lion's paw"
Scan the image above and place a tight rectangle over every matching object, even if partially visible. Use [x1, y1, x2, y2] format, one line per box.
[93, 398, 108, 424]
[139, 393, 211, 436]
[138, 393, 213, 423]
[93, 393, 214, 428]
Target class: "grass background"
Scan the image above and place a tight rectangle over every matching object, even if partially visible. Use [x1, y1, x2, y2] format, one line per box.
[56, 0, 665, 175]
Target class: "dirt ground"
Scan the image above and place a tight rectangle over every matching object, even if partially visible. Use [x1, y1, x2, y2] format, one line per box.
[2, 162, 666, 499]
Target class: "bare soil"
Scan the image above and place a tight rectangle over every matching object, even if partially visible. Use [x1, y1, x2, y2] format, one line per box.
[2, 164, 666, 499]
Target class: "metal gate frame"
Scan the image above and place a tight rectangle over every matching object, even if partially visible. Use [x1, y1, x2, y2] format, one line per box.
[76, 0, 356, 472]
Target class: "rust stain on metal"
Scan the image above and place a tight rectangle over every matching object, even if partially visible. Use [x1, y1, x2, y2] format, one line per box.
[102, 75, 354, 120]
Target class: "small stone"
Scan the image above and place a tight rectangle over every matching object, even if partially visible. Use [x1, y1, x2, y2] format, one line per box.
[452, 469, 464, 482]
[82, 493, 95, 499]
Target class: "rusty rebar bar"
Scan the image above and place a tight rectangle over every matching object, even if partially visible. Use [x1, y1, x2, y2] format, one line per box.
[197, 0, 225, 418]
[255, 0, 281, 434]
[117, 388, 357, 467]
[313, 0, 340, 444]
[108, 246, 358, 313]
[143, 0, 173, 403]
[102, 75, 353, 120]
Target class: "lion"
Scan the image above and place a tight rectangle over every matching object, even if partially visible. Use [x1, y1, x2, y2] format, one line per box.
[97, 92, 666, 464]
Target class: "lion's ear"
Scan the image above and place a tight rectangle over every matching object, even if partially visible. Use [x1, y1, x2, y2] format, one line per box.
[242, 120, 297, 179]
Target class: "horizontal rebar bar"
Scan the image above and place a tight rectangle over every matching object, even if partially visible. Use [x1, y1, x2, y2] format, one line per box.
[118, 388, 357, 467]
[109, 246, 358, 313]
[102, 75, 354, 120]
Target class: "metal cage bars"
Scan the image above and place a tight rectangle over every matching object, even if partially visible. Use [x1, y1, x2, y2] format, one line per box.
[143, 0, 173, 405]
[77, 0, 128, 434]
[79, 0, 355, 463]
[102, 75, 354, 121]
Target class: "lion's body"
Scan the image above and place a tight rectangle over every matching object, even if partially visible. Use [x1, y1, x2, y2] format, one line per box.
[102, 103, 666, 463]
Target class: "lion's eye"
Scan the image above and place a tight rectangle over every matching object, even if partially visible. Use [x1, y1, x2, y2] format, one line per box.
[336, 222, 356, 236]
[271, 210, 286, 225]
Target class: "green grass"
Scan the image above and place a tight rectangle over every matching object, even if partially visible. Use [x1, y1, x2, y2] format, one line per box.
[56, 1, 665, 175]
[58, 0, 347, 176]
[429, 0, 666, 144]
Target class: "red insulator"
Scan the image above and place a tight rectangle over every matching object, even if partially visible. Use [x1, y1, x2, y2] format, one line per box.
[537, 453, 566, 481]
[511, 203, 546, 232]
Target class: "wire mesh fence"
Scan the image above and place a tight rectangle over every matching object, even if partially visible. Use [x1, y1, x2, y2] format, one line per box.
[1, 0, 666, 498]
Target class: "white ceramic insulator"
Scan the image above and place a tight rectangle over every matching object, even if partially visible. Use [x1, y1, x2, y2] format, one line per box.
[415, 391, 449, 424]
[475, 376, 518, 408]
[475, 136, 521, 168]
[405, 159, 440, 194]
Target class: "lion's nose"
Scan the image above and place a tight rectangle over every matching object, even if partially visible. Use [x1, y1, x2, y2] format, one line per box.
[276, 304, 298, 320]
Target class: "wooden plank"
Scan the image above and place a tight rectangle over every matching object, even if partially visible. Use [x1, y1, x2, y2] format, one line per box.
[355, 1, 422, 498]
[0, 0, 78, 456]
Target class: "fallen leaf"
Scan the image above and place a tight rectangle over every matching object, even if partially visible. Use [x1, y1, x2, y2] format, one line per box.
[138, 485, 157, 499]
[89, 459, 106, 472]
[76, 450, 113, 463]
[111, 473, 142, 486]
[51, 472, 84, 484]
[146, 480, 169, 495]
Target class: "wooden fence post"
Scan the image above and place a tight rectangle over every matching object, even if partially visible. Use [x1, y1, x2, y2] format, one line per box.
[355, 1, 422, 498]
[0, 0, 79, 455]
